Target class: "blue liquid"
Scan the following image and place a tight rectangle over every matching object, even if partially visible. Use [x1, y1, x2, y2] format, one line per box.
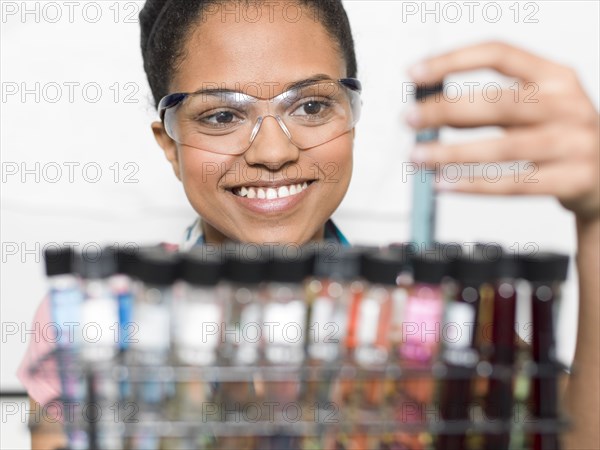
[411, 127, 439, 246]
[117, 290, 133, 351]
[50, 286, 85, 401]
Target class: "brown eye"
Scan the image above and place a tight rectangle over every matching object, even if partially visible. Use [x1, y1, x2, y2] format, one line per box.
[302, 101, 322, 115]
[198, 110, 243, 128]
[215, 111, 235, 124]
[291, 100, 332, 118]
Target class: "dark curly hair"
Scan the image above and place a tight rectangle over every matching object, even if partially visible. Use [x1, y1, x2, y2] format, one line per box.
[139, 0, 357, 108]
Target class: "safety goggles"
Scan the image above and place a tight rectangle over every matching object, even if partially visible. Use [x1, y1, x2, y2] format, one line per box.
[158, 78, 362, 155]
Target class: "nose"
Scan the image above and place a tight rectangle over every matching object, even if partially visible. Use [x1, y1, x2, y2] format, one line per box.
[243, 115, 300, 170]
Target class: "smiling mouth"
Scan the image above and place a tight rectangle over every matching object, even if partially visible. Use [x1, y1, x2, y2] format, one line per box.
[230, 181, 315, 199]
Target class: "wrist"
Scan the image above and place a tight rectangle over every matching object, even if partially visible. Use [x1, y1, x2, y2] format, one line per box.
[576, 215, 600, 245]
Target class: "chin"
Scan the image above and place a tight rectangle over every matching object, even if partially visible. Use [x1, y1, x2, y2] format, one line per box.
[233, 226, 317, 246]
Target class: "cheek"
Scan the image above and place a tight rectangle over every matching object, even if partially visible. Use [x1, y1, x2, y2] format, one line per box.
[316, 135, 354, 185]
[178, 149, 229, 194]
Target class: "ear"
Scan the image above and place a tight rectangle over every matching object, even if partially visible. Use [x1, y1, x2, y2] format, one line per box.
[152, 121, 181, 181]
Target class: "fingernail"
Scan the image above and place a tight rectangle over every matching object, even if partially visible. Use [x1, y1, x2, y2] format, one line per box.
[410, 145, 429, 163]
[405, 106, 422, 127]
[408, 62, 430, 81]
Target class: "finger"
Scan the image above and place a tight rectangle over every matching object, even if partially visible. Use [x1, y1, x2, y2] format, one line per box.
[409, 41, 562, 84]
[411, 124, 597, 166]
[405, 86, 577, 129]
[434, 160, 597, 200]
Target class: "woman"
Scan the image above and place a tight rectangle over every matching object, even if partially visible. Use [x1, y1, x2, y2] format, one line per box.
[21, 0, 599, 448]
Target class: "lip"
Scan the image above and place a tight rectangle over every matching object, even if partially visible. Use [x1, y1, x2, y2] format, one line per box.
[226, 181, 315, 214]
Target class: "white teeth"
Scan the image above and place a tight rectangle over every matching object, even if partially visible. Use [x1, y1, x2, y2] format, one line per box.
[266, 188, 278, 200]
[278, 186, 290, 198]
[233, 182, 312, 199]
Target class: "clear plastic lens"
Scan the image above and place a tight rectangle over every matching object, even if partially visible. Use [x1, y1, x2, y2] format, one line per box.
[163, 81, 361, 155]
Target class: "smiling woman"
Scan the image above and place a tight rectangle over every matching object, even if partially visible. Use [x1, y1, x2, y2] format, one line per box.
[16, 0, 600, 449]
[146, 0, 359, 244]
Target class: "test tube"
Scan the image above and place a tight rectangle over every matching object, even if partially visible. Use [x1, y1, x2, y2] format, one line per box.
[221, 243, 266, 367]
[306, 244, 374, 450]
[262, 246, 314, 366]
[77, 246, 122, 450]
[108, 245, 140, 406]
[308, 243, 365, 366]
[483, 250, 521, 450]
[522, 252, 569, 450]
[127, 246, 180, 449]
[354, 249, 408, 449]
[45, 246, 84, 396]
[386, 243, 418, 357]
[77, 246, 119, 364]
[44, 246, 88, 450]
[110, 245, 139, 354]
[410, 82, 444, 247]
[173, 246, 224, 417]
[435, 247, 496, 450]
[395, 248, 449, 450]
[176, 246, 224, 366]
[357, 249, 406, 367]
[358, 249, 405, 393]
[212, 244, 267, 450]
[259, 245, 314, 450]
[399, 249, 448, 365]
[341, 246, 374, 366]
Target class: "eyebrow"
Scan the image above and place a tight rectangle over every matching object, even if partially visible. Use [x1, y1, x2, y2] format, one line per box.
[189, 74, 335, 98]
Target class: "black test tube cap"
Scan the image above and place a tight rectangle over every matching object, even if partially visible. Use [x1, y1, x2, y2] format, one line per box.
[76, 246, 117, 280]
[361, 248, 407, 285]
[224, 243, 267, 284]
[115, 245, 140, 278]
[44, 246, 75, 277]
[266, 245, 315, 283]
[496, 255, 522, 280]
[456, 246, 498, 286]
[181, 245, 223, 286]
[388, 242, 419, 273]
[314, 243, 374, 281]
[416, 81, 444, 100]
[136, 246, 181, 285]
[521, 253, 569, 283]
[411, 247, 451, 285]
[475, 243, 523, 279]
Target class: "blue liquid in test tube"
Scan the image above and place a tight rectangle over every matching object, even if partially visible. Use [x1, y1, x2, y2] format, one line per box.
[410, 82, 444, 247]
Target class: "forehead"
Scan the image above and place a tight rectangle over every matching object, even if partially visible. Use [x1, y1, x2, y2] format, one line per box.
[170, 1, 346, 94]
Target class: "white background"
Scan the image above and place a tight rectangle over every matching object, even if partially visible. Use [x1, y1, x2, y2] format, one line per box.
[1, 1, 599, 447]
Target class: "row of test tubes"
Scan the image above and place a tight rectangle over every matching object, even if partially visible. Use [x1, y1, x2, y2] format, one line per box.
[38, 242, 569, 450]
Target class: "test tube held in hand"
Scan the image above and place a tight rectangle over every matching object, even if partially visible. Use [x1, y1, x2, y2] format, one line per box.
[410, 82, 444, 247]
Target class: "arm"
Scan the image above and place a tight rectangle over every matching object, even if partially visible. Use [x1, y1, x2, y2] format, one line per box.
[563, 217, 600, 449]
[28, 396, 67, 450]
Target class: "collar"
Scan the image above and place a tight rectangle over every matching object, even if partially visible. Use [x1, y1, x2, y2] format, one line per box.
[180, 218, 350, 250]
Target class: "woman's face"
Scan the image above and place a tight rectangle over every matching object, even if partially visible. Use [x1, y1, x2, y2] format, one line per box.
[152, 2, 354, 245]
